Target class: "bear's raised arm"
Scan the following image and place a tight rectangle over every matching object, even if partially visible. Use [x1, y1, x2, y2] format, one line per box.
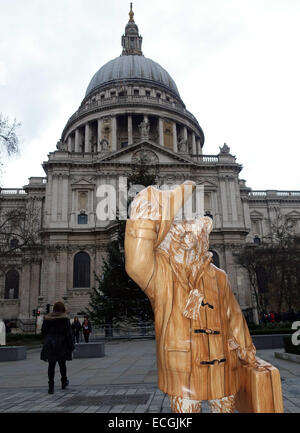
[124, 181, 196, 295]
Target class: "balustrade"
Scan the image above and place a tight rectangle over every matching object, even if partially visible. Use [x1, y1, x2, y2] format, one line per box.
[0, 188, 26, 195]
[249, 190, 300, 198]
[65, 94, 200, 130]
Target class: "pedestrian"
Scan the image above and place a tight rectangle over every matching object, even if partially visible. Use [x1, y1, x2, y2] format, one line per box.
[82, 316, 92, 343]
[5, 321, 12, 334]
[274, 312, 281, 323]
[71, 316, 82, 344]
[268, 312, 275, 323]
[260, 312, 266, 325]
[40, 301, 74, 394]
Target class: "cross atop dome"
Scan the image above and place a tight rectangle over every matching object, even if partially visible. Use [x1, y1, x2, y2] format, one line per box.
[121, 3, 143, 56]
[129, 2, 134, 22]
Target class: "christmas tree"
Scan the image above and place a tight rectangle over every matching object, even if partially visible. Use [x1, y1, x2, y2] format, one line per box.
[86, 160, 157, 332]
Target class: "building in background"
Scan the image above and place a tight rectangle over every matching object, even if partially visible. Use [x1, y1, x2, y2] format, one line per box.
[1, 5, 300, 330]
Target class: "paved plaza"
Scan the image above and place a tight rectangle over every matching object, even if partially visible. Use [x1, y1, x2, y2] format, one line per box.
[0, 339, 299, 413]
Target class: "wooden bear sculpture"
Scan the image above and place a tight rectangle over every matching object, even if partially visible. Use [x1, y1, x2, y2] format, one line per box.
[125, 181, 283, 413]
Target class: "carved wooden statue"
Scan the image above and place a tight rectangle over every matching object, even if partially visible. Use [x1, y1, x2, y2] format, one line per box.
[125, 181, 284, 413]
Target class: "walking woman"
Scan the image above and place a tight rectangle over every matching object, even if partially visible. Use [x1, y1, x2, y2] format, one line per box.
[41, 301, 74, 394]
[82, 316, 92, 343]
[71, 316, 82, 344]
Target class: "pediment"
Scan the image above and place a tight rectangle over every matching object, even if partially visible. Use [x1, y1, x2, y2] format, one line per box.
[198, 179, 218, 189]
[250, 210, 264, 219]
[71, 177, 95, 188]
[286, 210, 300, 218]
[97, 140, 195, 165]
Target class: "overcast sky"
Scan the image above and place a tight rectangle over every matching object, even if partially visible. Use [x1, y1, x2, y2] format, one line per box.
[0, 0, 299, 190]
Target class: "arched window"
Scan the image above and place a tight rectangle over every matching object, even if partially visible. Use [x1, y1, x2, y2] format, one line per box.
[78, 213, 88, 225]
[254, 236, 261, 245]
[5, 270, 19, 299]
[10, 238, 19, 249]
[209, 250, 220, 268]
[73, 252, 91, 288]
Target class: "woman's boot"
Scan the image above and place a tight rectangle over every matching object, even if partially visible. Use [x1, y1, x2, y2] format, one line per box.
[61, 377, 69, 390]
[48, 380, 54, 394]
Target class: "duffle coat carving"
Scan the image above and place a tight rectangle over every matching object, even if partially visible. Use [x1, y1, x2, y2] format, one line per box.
[125, 181, 256, 401]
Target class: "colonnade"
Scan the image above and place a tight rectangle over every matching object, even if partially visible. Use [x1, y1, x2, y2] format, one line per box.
[66, 114, 202, 155]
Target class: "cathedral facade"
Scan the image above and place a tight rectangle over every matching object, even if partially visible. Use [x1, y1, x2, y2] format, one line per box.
[1, 7, 300, 330]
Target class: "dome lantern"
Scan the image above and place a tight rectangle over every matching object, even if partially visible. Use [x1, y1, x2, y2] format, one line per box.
[121, 3, 143, 56]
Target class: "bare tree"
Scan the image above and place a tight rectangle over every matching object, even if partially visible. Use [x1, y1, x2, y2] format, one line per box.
[238, 247, 268, 318]
[0, 114, 21, 183]
[238, 208, 300, 316]
[0, 198, 42, 261]
[0, 114, 20, 156]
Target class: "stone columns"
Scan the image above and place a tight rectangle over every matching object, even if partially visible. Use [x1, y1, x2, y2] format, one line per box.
[158, 117, 164, 147]
[61, 175, 69, 222]
[51, 174, 58, 222]
[19, 261, 40, 319]
[197, 138, 202, 155]
[111, 116, 117, 151]
[242, 199, 251, 232]
[229, 178, 238, 223]
[97, 119, 103, 152]
[220, 179, 228, 224]
[67, 136, 72, 152]
[75, 129, 80, 153]
[192, 133, 197, 154]
[128, 115, 133, 145]
[183, 126, 188, 142]
[173, 122, 177, 152]
[85, 123, 91, 153]
[57, 249, 68, 302]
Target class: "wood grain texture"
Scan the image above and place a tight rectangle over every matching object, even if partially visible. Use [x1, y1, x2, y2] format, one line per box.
[236, 357, 284, 413]
[125, 182, 270, 404]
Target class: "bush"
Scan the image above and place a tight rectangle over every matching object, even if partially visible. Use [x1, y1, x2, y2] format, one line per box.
[250, 329, 292, 335]
[6, 333, 43, 346]
[248, 321, 293, 331]
[264, 321, 292, 329]
[248, 321, 294, 335]
[284, 335, 300, 355]
[248, 324, 261, 330]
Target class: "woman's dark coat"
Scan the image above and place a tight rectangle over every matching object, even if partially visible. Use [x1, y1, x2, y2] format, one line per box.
[82, 320, 92, 334]
[71, 320, 82, 335]
[40, 312, 75, 362]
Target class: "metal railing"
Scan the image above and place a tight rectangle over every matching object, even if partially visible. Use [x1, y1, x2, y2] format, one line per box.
[17, 319, 36, 333]
[75, 323, 155, 342]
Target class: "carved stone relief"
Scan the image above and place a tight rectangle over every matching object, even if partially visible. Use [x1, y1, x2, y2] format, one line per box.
[132, 149, 159, 164]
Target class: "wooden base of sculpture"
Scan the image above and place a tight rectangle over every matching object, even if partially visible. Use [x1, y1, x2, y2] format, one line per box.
[235, 357, 284, 413]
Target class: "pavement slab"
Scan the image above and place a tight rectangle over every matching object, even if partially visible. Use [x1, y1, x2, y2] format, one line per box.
[0, 340, 299, 413]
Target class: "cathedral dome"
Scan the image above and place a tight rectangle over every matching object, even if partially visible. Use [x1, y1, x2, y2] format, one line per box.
[85, 55, 181, 99]
[61, 4, 204, 153]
